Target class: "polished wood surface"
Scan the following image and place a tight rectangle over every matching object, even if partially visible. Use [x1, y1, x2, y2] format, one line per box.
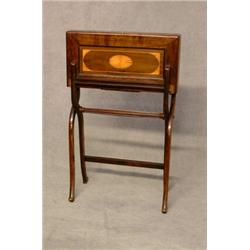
[66, 31, 180, 93]
[80, 46, 163, 77]
[85, 155, 164, 169]
[66, 31, 180, 213]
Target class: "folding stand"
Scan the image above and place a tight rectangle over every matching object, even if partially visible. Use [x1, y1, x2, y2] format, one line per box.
[66, 31, 180, 213]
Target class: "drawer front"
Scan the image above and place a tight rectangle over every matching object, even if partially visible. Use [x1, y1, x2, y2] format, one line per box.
[79, 46, 164, 80]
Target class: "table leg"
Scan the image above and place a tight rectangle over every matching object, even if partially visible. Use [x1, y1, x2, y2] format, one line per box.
[162, 123, 171, 213]
[77, 111, 88, 183]
[68, 107, 76, 202]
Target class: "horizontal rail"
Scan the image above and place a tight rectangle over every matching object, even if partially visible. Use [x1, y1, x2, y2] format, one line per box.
[79, 107, 164, 119]
[85, 155, 164, 169]
[75, 81, 164, 93]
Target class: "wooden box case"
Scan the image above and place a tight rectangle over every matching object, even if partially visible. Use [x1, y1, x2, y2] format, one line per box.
[66, 31, 180, 93]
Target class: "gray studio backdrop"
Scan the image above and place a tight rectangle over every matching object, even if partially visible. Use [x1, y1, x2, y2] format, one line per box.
[43, 1, 206, 250]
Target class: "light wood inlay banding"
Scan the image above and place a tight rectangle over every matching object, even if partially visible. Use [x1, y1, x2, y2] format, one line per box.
[80, 46, 163, 78]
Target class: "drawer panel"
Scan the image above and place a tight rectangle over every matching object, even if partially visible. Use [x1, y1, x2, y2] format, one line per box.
[79, 46, 164, 80]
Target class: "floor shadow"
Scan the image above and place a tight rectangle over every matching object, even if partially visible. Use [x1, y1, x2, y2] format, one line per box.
[88, 166, 179, 191]
[89, 166, 163, 180]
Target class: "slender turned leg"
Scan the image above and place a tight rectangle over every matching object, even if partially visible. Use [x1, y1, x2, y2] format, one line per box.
[162, 124, 172, 213]
[162, 66, 173, 213]
[68, 107, 76, 202]
[162, 90, 176, 213]
[77, 111, 88, 183]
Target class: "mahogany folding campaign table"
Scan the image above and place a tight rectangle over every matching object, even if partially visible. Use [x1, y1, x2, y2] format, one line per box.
[66, 31, 180, 213]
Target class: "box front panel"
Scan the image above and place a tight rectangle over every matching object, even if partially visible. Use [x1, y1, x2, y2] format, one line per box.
[79, 46, 164, 80]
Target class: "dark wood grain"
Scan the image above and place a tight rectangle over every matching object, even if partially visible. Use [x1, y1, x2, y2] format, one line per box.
[66, 31, 180, 93]
[80, 46, 163, 76]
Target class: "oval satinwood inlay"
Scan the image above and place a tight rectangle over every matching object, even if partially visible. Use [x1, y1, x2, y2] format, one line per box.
[109, 55, 133, 69]
[82, 48, 161, 74]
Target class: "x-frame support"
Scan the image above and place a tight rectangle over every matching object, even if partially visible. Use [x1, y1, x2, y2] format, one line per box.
[68, 62, 176, 213]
